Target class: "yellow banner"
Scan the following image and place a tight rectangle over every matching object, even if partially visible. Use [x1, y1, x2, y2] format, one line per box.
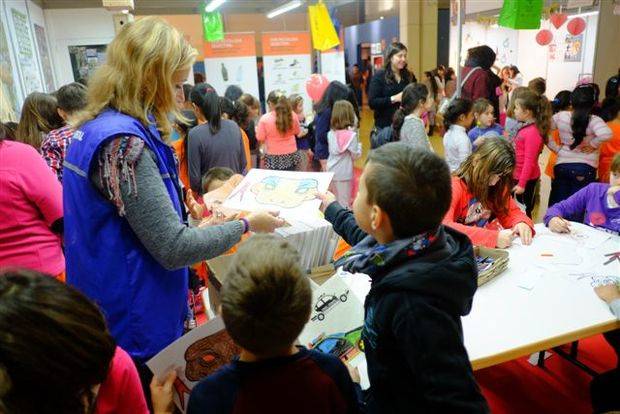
[308, 3, 340, 52]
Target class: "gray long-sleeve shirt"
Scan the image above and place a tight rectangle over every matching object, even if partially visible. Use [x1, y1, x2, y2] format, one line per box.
[91, 138, 244, 270]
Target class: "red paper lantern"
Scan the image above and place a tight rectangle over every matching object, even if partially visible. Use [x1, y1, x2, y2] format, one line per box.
[536, 29, 553, 46]
[305, 74, 330, 102]
[567, 17, 586, 36]
[549, 12, 567, 29]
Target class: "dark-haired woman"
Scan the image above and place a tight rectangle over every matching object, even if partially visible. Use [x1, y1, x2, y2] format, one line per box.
[548, 84, 612, 206]
[188, 84, 247, 194]
[368, 42, 416, 129]
[461, 45, 502, 117]
[313, 81, 360, 170]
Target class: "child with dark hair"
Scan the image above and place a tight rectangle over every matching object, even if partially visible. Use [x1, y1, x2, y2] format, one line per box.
[0, 269, 176, 414]
[392, 83, 434, 151]
[442, 98, 474, 172]
[188, 84, 247, 193]
[0, 121, 17, 140]
[527, 77, 546, 97]
[467, 98, 503, 149]
[219, 97, 252, 170]
[257, 91, 301, 171]
[443, 137, 534, 248]
[545, 153, 620, 235]
[512, 90, 551, 217]
[319, 142, 488, 413]
[187, 235, 361, 414]
[548, 84, 613, 206]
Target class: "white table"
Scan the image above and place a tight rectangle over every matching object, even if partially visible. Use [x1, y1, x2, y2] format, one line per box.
[463, 223, 620, 370]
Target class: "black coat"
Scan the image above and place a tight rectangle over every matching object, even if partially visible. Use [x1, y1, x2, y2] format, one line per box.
[325, 203, 490, 414]
[368, 69, 415, 129]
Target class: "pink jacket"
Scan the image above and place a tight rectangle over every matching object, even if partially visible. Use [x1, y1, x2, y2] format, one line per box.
[513, 123, 543, 188]
[0, 140, 64, 275]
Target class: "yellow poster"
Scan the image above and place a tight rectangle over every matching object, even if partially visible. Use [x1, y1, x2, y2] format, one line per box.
[308, 3, 340, 52]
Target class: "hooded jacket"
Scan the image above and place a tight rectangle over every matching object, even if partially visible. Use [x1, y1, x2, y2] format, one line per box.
[325, 203, 489, 414]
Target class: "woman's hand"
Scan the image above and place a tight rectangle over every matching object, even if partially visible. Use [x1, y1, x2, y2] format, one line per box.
[317, 192, 337, 213]
[512, 185, 525, 195]
[391, 92, 403, 103]
[245, 211, 286, 233]
[512, 222, 533, 245]
[150, 370, 177, 414]
[548, 217, 571, 233]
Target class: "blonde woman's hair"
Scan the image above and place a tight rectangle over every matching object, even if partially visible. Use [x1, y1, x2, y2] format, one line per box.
[455, 137, 516, 216]
[75, 17, 197, 141]
[330, 100, 356, 130]
[15, 92, 64, 149]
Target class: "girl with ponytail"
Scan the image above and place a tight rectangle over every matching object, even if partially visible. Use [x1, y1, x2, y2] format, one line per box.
[512, 90, 551, 217]
[548, 84, 612, 206]
[256, 91, 301, 170]
[392, 83, 434, 151]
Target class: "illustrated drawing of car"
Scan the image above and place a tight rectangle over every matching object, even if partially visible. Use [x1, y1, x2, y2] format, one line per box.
[311, 290, 349, 321]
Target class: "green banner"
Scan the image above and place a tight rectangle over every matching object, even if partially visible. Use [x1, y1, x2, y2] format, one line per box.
[202, 10, 224, 42]
[498, 0, 543, 30]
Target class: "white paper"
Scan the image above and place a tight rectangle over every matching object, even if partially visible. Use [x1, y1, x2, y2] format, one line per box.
[222, 169, 333, 220]
[263, 54, 313, 114]
[147, 317, 238, 413]
[515, 271, 542, 291]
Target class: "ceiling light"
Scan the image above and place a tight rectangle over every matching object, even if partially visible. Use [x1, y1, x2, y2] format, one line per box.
[267, 0, 303, 19]
[205, 0, 225, 13]
[121, 9, 129, 14]
[380, 16, 384, 20]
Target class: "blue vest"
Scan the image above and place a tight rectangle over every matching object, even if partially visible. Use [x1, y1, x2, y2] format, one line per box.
[64, 110, 188, 362]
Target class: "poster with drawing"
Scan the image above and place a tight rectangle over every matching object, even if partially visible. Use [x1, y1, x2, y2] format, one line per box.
[147, 317, 239, 413]
[222, 169, 333, 220]
[9, 7, 42, 95]
[564, 34, 583, 62]
[33, 24, 54, 92]
[0, 10, 20, 121]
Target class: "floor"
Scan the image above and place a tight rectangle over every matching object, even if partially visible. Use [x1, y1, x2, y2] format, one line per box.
[355, 106, 615, 413]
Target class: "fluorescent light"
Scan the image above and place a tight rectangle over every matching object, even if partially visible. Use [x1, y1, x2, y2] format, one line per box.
[121, 9, 129, 14]
[379, 16, 384, 20]
[205, 0, 225, 13]
[267, 0, 303, 19]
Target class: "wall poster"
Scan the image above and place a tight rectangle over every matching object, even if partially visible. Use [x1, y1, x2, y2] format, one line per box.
[0, 10, 20, 121]
[68, 44, 107, 84]
[33, 23, 54, 92]
[10, 7, 42, 95]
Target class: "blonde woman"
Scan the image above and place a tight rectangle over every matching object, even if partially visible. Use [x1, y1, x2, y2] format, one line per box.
[62, 17, 284, 392]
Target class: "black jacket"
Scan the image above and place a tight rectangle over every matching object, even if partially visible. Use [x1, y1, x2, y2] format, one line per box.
[368, 69, 415, 129]
[325, 203, 489, 414]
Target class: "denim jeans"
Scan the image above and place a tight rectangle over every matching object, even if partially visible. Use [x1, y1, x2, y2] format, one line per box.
[549, 163, 596, 208]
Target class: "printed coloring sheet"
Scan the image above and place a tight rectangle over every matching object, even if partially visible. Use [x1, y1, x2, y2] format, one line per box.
[222, 169, 333, 220]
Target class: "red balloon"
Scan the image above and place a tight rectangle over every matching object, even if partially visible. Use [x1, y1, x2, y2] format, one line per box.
[567, 17, 586, 36]
[549, 12, 567, 29]
[305, 74, 330, 102]
[536, 29, 553, 46]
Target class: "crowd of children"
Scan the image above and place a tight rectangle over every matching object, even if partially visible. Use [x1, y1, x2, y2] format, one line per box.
[0, 16, 619, 414]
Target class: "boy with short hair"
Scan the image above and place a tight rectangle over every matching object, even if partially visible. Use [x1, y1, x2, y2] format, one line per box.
[320, 142, 489, 413]
[187, 235, 361, 414]
[41, 82, 88, 182]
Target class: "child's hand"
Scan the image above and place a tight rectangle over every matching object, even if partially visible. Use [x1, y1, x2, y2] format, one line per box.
[594, 283, 620, 304]
[150, 370, 177, 414]
[549, 217, 571, 233]
[473, 136, 486, 148]
[512, 222, 533, 245]
[317, 192, 337, 212]
[579, 144, 597, 154]
[344, 362, 361, 384]
[512, 185, 525, 195]
[186, 191, 205, 220]
[496, 229, 516, 248]
[246, 211, 286, 233]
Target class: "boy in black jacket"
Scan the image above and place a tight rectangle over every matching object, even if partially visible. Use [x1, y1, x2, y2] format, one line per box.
[319, 143, 489, 413]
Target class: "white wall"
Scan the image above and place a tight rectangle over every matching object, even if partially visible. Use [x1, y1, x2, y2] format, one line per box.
[43, 8, 115, 87]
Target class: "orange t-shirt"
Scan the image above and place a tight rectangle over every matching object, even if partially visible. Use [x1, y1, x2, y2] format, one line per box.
[598, 120, 620, 182]
[240, 128, 252, 170]
[544, 130, 561, 179]
[171, 138, 190, 190]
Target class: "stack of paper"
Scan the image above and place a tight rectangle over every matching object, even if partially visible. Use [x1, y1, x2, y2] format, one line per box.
[275, 217, 339, 271]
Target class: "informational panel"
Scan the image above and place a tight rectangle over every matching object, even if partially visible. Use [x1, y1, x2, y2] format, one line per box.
[262, 32, 312, 114]
[0, 8, 22, 121]
[33, 23, 54, 92]
[320, 49, 346, 84]
[68, 44, 107, 84]
[204, 32, 259, 98]
[7, 5, 43, 95]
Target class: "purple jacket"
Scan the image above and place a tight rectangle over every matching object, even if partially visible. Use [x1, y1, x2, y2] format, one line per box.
[544, 183, 620, 235]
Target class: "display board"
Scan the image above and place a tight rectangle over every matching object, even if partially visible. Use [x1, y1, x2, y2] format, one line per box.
[0, 8, 21, 121]
[262, 32, 313, 114]
[68, 44, 107, 84]
[7, 5, 42, 95]
[320, 49, 346, 85]
[33, 23, 54, 92]
[203, 32, 259, 98]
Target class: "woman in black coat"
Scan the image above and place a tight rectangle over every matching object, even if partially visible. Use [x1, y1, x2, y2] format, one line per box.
[368, 42, 417, 129]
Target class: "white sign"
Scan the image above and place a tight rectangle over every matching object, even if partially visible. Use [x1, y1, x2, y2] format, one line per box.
[320, 50, 346, 85]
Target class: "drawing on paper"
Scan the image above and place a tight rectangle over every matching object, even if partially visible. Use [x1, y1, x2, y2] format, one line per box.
[251, 176, 319, 208]
[310, 326, 364, 359]
[311, 289, 349, 321]
[184, 329, 239, 381]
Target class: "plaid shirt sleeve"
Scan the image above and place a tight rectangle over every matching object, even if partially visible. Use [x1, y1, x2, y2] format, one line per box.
[41, 126, 72, 182]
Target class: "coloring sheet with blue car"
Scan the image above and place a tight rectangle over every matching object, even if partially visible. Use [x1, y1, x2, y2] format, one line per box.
[222, 169, 333, 220]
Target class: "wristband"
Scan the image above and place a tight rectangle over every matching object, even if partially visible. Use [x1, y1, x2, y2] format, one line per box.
[240, 218, 250, 234]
